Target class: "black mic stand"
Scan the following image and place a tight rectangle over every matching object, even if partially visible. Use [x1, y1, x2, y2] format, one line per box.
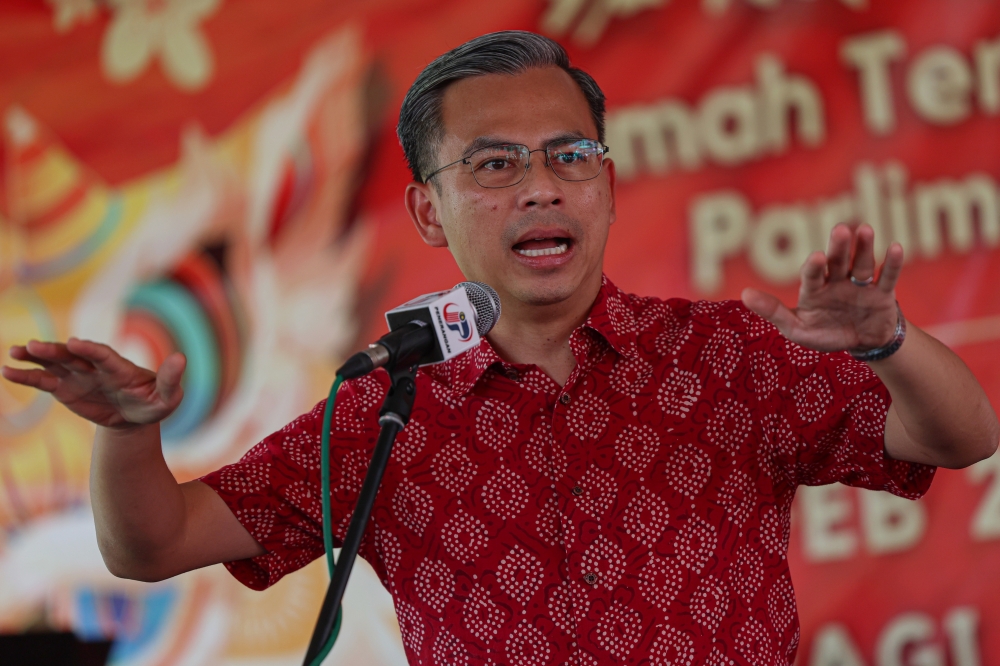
[302, 363, 419, 665]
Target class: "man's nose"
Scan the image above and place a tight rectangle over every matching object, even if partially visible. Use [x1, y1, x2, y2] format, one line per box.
[516, 150, 564, 209]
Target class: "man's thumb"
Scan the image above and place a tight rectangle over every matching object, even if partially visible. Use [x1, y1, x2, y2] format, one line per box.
[156, 352, 187, 402]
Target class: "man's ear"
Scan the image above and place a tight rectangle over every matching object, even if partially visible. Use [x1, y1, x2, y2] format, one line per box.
[405, 181, 449, 248]
[605, 158, 617, 226]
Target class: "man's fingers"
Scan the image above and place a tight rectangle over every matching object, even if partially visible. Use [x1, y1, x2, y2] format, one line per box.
[65, 338, 132, 374]
[156, 352, 187, 403]
[849, 224, 877, 281]
[800, 251, 827, 294]
[22, 340, 95, 373]
[877, 242, 904, 293]
[741, 288, 799, 334]
[826, 224, 853, 280]
[1, 365, 60, 393]
[9, 344, 71, 377]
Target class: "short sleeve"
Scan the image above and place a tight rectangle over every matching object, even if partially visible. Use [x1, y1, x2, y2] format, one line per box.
[745, 311, 935, 499]
[199, 375, 384, 590]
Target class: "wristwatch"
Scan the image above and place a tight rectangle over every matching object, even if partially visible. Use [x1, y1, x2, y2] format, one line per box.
[849, 302, 906, 362]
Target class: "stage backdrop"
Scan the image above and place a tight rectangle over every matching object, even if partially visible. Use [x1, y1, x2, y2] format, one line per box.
[1, 0, 999, 664]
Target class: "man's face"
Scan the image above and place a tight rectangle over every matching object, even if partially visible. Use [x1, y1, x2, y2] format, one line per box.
[407, 66, 616, 310]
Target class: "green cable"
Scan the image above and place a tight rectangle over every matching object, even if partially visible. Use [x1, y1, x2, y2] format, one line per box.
[309, 374, 345, 666]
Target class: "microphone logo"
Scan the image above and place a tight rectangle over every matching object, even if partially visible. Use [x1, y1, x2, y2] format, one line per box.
[443, 303, 473, 342]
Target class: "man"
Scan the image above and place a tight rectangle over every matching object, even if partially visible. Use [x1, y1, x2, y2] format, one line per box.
[3, 31, 998, 665]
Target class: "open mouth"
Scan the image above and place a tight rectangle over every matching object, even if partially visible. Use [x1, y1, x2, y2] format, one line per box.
[513, 237, 572, 257]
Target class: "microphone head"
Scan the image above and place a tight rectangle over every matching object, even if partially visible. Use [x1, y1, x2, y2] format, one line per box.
[456, 281, 501, 336]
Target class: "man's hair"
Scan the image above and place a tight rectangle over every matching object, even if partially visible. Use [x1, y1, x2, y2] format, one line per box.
[397, 30, 607, 184]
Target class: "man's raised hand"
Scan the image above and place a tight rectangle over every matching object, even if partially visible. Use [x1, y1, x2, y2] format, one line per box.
[741, 224, 901, 354]
[1, 338, 186, 429]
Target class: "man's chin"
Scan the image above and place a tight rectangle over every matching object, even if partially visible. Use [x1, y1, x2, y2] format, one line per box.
[507, 278, 580, 307]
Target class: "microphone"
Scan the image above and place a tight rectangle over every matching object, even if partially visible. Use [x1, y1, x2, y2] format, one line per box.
[336, 282, 501, 380]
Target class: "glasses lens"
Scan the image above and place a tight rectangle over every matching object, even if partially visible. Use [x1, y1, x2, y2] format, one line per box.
[469, 145, 528, 187]
[547, 140, 604, 181]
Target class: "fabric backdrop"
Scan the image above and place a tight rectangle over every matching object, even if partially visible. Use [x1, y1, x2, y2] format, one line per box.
[1, 0, 998, 664]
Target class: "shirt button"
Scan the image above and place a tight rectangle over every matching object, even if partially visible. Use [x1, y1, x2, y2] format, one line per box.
[559, 393, 572, 405]
[505, 368, 520, 381]
[571, 486, 584, 496]
[583, 572, 598, 585]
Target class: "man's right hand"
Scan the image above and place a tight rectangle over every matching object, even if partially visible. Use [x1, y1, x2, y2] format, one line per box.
[1, 338, 186, 429]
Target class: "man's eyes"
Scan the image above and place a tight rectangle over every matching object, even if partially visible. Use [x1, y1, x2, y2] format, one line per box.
[476, 157, 518, 171]
[554, 152, 583, 163]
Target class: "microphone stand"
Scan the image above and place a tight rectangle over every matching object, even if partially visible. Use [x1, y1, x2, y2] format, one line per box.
[302, 363, 419, 665]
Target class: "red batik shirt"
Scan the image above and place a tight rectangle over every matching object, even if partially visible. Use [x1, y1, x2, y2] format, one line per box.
[201, 275, 935, 666]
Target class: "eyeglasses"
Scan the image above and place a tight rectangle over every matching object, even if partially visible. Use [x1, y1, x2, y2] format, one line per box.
[423, 138, 609, 188]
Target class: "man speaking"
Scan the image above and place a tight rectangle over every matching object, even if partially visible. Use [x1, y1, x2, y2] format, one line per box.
[3, 31, 998, 665]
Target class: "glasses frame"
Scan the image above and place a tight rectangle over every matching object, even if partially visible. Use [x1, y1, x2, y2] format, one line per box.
[422, 138, 610, 188]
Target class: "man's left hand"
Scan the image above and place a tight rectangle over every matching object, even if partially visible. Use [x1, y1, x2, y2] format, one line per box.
[741, 223, 899, 353]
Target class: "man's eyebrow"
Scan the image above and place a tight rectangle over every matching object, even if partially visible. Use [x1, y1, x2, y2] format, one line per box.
[461, 131, 592, 156]
[462, 136, 511, 156]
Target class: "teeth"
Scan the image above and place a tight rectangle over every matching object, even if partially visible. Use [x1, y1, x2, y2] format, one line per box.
[515, 243, 569, 257]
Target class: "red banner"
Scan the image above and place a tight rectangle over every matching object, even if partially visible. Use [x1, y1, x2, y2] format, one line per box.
[1, 0, 999, 663]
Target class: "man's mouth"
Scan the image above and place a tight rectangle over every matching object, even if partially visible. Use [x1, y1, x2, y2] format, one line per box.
[513, 237, 571, 257]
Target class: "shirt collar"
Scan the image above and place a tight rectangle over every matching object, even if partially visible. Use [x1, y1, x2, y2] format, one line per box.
[424, 274, 638, 396]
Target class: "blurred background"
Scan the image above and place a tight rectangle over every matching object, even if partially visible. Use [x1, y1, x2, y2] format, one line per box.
[1, 0, 999, 664]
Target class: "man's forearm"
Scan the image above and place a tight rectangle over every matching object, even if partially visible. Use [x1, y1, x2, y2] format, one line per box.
[90, 423, 189, 580]
[874, 324, 1000, 468]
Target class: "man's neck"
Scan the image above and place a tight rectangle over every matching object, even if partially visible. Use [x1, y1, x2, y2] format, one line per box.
[485, 276, 602, 387]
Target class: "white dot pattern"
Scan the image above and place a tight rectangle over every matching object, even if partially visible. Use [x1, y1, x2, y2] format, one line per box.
[705, 397, 753, 453]
[535, 494, 572, 549]
[663, 443, 712, 499]
[718, 470, 755, 527]
[623, 486, 670, 548]
[793, 374, 833, 422]
[566, 392, 610, 441]
[702, 328, 742, 379]
[610, 355, 654, 398]
[338, 449, 367, 495]
[674, 514, 718, 574]
[393, 479, 434, 537]
[691, 575, 729, 633]
[574, 465, 619, 518]
[547, 579, 588, 634]
[505, 620, 551, 666]
[582, 534, 626, 590]
[431, 441, 478, 495]
[731, 544, 764, 604]
[414, 558, 454, 615]
[441, 508, 489, 563]
[481, 467, 530, 520]
[649, 624, 695, 666]
[396, 599, 424, 654]
[614, 423, 661, 472]
[749, 349, 780, 400]
[657, 367, 702, 417]
[639, 553, 685, 612]
[476, 400, 519, 451]
[432, 627, 468, 666]
[523, 424, 567, 482]
[595, 599, 643, 659]
[496, 545, 544, 607]
[463, 581, 505, 643]
[392, 420, 428, 466]
[200, 279, 935, 665]
[768, 574, 797, 632]
[736, 618, 775, 665]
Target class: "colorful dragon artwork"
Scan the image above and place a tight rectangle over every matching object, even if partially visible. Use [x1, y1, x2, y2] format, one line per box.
[0, 22, 406, 665]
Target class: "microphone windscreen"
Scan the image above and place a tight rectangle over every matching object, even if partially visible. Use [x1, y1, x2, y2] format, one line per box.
[456, 282, 501, 336]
